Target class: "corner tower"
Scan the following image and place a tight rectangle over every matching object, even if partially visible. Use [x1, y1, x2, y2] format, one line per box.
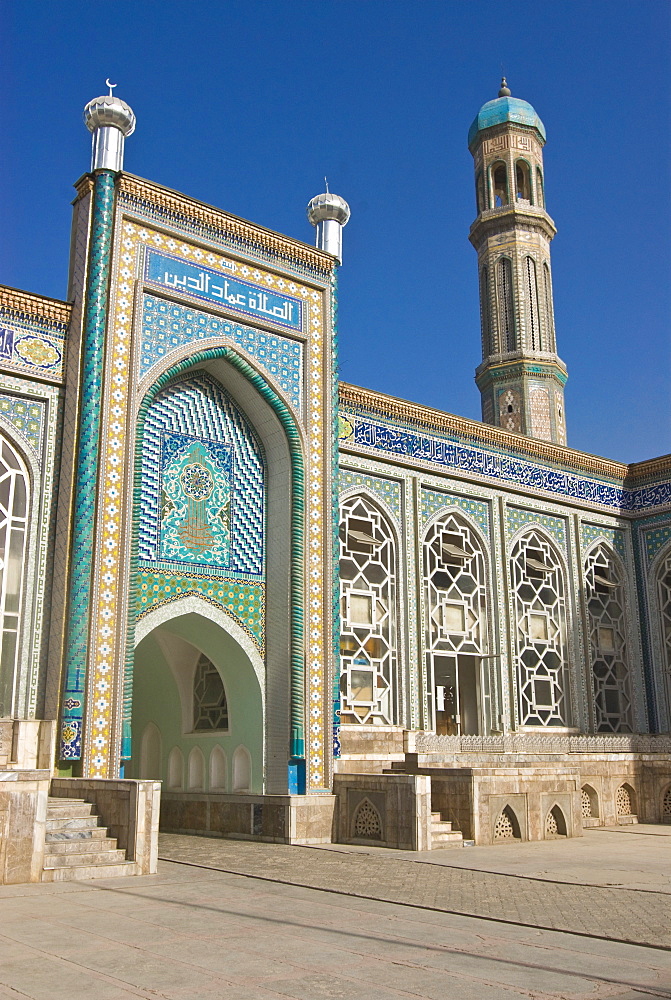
[469, 79, 567, 444]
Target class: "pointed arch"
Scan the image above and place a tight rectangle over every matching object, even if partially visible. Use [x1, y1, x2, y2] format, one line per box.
[422, 509, 492, 735]
[509, 527, 572, 728]
[0, 431, 31, 719]
[338, 491, 400, 725]
[496, 257, 516, 352]
[652, 542, 671, 729]
[584, 541, 632, 732]
[127, 344, 307, 773]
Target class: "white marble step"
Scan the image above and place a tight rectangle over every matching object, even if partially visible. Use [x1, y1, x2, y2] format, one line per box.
[44, 836, 119, 855]
[46, 814, 103, 833]
[41, 861, 139, 882]
[44, 848, 127, 868]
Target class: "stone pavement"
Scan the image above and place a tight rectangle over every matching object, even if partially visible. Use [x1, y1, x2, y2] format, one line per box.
[159, 826, 671, 949]
[0, 826, 668, 999]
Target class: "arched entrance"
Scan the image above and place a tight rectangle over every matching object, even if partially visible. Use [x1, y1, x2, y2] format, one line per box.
[129, 597, 264, 793]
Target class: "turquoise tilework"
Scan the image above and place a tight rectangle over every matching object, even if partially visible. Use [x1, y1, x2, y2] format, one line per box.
[506, 506, 567, 549]
[421, 488, 490, 537]
[141, 294, 303, 412]
[0, 395, 43, 453]
[61, 170, 116, 762]
[641, 524, 671, 566]
[581, 522, 626, 560]
[339, 469, 402, 521]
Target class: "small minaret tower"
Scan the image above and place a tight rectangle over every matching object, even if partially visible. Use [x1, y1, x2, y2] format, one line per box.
[469, 79, 567, 444]
[307, 186, 350, 263]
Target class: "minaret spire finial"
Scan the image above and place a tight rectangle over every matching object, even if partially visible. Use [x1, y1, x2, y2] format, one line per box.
[324, 176, 329, 193]
[498, 76, 511, 98]
[106, 78, 117, 98]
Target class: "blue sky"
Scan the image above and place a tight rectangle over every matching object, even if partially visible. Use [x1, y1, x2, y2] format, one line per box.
[2, 0, 669, 463]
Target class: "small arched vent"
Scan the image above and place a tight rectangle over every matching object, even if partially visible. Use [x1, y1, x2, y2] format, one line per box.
[545, 805, 567, 838]
[663, 786, 671, 821]
[581, 785, 599, 819]
[616, 783, 635, 816]
[494, 805, 521, 840]
[353, 798, 382, 840]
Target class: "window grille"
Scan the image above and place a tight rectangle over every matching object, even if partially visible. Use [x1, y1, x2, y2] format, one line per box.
[423, 514, 489, 735]
[0, 436, 28, 718]
[339, 495, 398, 725]
[525, 257, 540, 351]
[480, 267, 492, 355]
[542, 263, 555, 351]
[584, 544, 632, 733]
[657, 551, 671, 720]
[497, 258, 515, 351]
[193, 654, 228, 731]
[510, 530, 571, 727]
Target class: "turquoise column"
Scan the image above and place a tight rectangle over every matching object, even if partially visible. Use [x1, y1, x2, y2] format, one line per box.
[60, 170, 116, 762]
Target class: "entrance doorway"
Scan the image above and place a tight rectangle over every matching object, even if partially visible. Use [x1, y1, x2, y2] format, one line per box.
[432, 654, 480, 736]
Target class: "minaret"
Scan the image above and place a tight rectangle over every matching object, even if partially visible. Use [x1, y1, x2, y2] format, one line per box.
[307, 186, 350, 263]
[468, 79, 567, 445]
[83, 80, 136, 172]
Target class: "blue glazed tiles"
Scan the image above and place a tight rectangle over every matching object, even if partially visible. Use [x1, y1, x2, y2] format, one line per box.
[142, 295, 303, 413]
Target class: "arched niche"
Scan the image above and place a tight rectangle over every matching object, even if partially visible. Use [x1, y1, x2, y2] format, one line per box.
[188, 746, 205, 790]
[131, 349, 306, 795]
[139, 721, 161, 779]
[209, 745, 227, 791]
[132, 599, 264, 792]
[232, 744, 251, 792]
[167, 746, 184, 790]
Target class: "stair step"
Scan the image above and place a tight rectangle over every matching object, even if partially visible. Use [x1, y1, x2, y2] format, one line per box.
[431, 819, 453, 832]
[44, 836, 118, 855]
[44, 848, 127, 868]
[46, 815, 102, 832]
[432, 831, 463, 843]
[41, 861, 139, 882]
[48, 797, 88, 804]
[45, 801, 97, 818]
[46, 826, 110, 842]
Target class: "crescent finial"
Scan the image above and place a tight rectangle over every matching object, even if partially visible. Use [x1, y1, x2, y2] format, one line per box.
[106, 79, 117, 97]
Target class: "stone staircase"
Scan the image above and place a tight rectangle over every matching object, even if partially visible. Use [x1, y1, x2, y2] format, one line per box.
[42, 797, 138, 881]
[430, 811, 465, 849]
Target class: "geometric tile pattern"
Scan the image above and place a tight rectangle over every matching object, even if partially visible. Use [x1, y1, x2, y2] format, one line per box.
[642, 524, 671, 567]
[341, 409, 671, 514]
[139, 373, 264, 577]
[142, 295, 303, 413]
[581, 522, 626, 561]
[137, 570, 264, 652]
[421, 487, 490, 537]
[507, 506, 567, 551]
[84, 217, 330, 790]
[62, 171, 116, 764]
[339, 468, 402, 521]
[0, 394, 44, 454]
[0, 318, 65, 383]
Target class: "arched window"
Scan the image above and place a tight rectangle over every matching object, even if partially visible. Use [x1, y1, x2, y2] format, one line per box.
[536, 167, 545, 208]
[339, 494, 398, 725]
[515, 160, 532, 203]
[656, 549, 671, 722]
[492, 162, 509, 207]
[497, 258, 516, 352]
[423, 513, 490, 735]
[475, 170, 486, 213]
[585, 544, 632, 733]
[480, 267, 492, 355]
[525, 257, 541, 351]
[510, 529, 571, 727]
[542, 263, 555, 351]
[193, 654, 228, 731]
[0, 436, 29, 719]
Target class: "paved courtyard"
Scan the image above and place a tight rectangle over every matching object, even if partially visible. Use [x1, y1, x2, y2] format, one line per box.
[0, 825, 669, 999]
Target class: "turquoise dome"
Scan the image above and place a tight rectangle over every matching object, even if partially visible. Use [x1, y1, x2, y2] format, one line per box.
[468, 96, 546, 149]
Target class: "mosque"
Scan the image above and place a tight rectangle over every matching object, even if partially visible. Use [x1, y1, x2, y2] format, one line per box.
[0, 80, 669, 881]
